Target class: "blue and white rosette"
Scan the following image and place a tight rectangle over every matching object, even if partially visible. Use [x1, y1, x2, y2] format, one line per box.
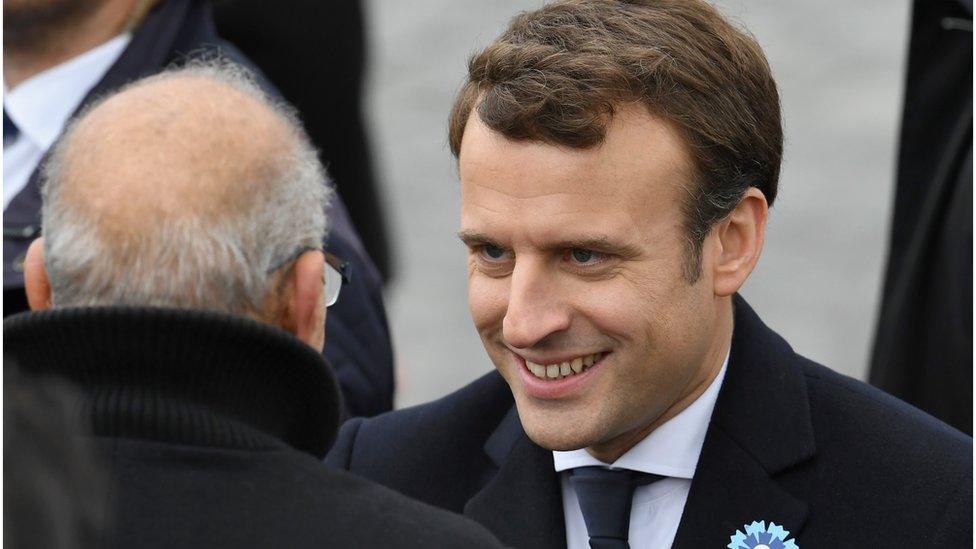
[727, 520, 798, 549]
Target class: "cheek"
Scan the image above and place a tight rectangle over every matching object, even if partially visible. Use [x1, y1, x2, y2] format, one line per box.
[577, 271, 667, 342]
[639, 278, 714, 375]
[467, 274, 509, 334]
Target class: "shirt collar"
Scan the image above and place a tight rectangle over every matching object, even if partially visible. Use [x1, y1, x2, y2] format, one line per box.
[552, 348, 730, 479]
[4, 33, 131, 151]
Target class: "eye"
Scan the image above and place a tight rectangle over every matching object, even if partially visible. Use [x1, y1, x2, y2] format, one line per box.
[484, 244, 505, 259]
[569, 248, 602, 265]
[478, 244, 511, 262]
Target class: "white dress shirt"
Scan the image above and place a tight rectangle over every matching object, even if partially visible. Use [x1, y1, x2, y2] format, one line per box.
[553, 351, 729, 549]
[3, 33, 131, 210]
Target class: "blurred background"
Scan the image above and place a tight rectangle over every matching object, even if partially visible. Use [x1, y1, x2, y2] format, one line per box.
[364, 0, 912, 407]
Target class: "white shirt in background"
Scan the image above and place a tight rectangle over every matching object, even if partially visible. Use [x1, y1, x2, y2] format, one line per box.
[3, 33, 131, 210]
[553, 351, 730, 549]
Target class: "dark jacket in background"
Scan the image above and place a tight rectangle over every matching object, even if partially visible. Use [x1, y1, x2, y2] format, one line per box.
[4, 307, 505, 549]
[328, 296, 972, 548]
[213, 0, 393, 282]
[2, 0, 395, 419]
[870, 0, 972, 434]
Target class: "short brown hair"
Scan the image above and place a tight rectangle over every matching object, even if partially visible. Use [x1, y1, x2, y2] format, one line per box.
[448, 0, 782, 280]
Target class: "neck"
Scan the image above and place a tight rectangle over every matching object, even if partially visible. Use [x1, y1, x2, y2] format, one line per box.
[585, 296, 734, 463]
[3, 0, 138, 90]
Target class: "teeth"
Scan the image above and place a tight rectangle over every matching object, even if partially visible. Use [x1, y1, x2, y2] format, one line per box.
[527, 361, 546, 377]
[525, 353, 603, 380]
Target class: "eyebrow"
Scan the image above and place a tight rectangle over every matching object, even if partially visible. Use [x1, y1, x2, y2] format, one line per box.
[457, 230, 497, 247]
[457, 230, 641, 258]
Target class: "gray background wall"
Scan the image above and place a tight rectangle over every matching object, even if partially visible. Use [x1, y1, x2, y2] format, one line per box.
[361, 0, 912, 408]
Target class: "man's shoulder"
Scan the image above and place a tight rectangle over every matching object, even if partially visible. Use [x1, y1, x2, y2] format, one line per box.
[104, 438, 503, 548]
[799, 356, 971, 467]
[284, 451, 504, 548]
[720, 299, 970, 544]
[732, 296, 969, 473]
[329, 371, 511, 463]
[785, 357, 972, 543]
[325, 371, 513, 510]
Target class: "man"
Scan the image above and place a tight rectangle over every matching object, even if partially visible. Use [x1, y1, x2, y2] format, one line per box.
[3, 0, 394, 418]
[326, 1, 973, 547]
[4, 63, 504, 549]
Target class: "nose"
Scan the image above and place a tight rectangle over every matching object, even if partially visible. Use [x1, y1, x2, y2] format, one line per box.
[502, 258, 571, 349]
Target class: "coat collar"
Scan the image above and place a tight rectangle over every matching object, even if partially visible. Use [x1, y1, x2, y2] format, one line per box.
[672, 295, 815, 547]
[4, 306, 341, 458]
[465, 406, 567, 549]
[89, 0, 220, 96]
[469, 295, 815, 548]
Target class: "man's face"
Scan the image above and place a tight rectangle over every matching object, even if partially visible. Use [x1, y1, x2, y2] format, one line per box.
[459, 105, 727, 454]
[2, 0, 104, 26]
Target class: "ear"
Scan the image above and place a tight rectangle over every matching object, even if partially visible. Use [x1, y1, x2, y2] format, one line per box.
[712, 187, 768, 296]
[282, 250, 326, 351]
[24, 238, 53, 311]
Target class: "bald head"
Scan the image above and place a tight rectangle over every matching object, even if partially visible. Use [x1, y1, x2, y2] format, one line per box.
[61, 73, 293, 239]
[38, 61, 331, 324]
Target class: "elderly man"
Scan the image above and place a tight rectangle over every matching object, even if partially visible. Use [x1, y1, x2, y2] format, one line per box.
[4, 63, 503, 549]
[326, 1, 972, 548]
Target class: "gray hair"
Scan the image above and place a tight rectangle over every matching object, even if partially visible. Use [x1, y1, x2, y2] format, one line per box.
[40, 60, 331, 316]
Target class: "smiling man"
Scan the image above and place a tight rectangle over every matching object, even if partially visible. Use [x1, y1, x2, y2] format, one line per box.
[456, 104, 742, 467]
[326, 1, 972, 547]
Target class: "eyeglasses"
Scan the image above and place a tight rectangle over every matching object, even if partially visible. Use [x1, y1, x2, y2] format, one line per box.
[322, 250, 350, 307]
[267, 246, 350, 308]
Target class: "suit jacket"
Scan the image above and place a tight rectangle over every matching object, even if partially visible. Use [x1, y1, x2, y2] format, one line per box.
[1, 0, 394, 418]
[4, 306, 504, 549]
[327, 296, 972, 548]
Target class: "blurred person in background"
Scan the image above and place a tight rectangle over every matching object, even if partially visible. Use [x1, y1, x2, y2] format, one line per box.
[328, 1, 972, 547]
[870, 0, 972, 435]
[2, 0, 394, 418]
[4, 62, 505, 549]
[4, 364, 110, 549]
[214, 0, 394, 283]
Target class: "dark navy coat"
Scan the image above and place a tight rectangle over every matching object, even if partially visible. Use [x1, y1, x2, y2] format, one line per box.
[2, 0, 394, 418]
[327, 296, 972, 548]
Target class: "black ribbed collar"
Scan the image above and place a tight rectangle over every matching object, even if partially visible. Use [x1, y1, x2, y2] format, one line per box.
[4, 307, 341, 458]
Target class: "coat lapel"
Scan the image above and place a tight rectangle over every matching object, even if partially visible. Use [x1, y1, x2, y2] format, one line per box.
[673, 295, 815, 548]
[672, 427, 809, 548]
[465, 407, 567, 549]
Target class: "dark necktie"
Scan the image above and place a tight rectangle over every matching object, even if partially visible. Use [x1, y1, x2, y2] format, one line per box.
[569, 466, 664, 549]
[3, 110, 20, 146]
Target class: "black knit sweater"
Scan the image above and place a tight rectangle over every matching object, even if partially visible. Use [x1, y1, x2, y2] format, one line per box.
[4, 307, 506, 549]
[5, 306, 341, 458]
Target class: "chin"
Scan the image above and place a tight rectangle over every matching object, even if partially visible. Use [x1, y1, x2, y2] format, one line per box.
[516, 402, 597, 452]
[524, 426, 590, 452]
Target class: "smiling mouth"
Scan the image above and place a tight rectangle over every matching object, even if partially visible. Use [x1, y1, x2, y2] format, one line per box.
[523, 352, 608, 380]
